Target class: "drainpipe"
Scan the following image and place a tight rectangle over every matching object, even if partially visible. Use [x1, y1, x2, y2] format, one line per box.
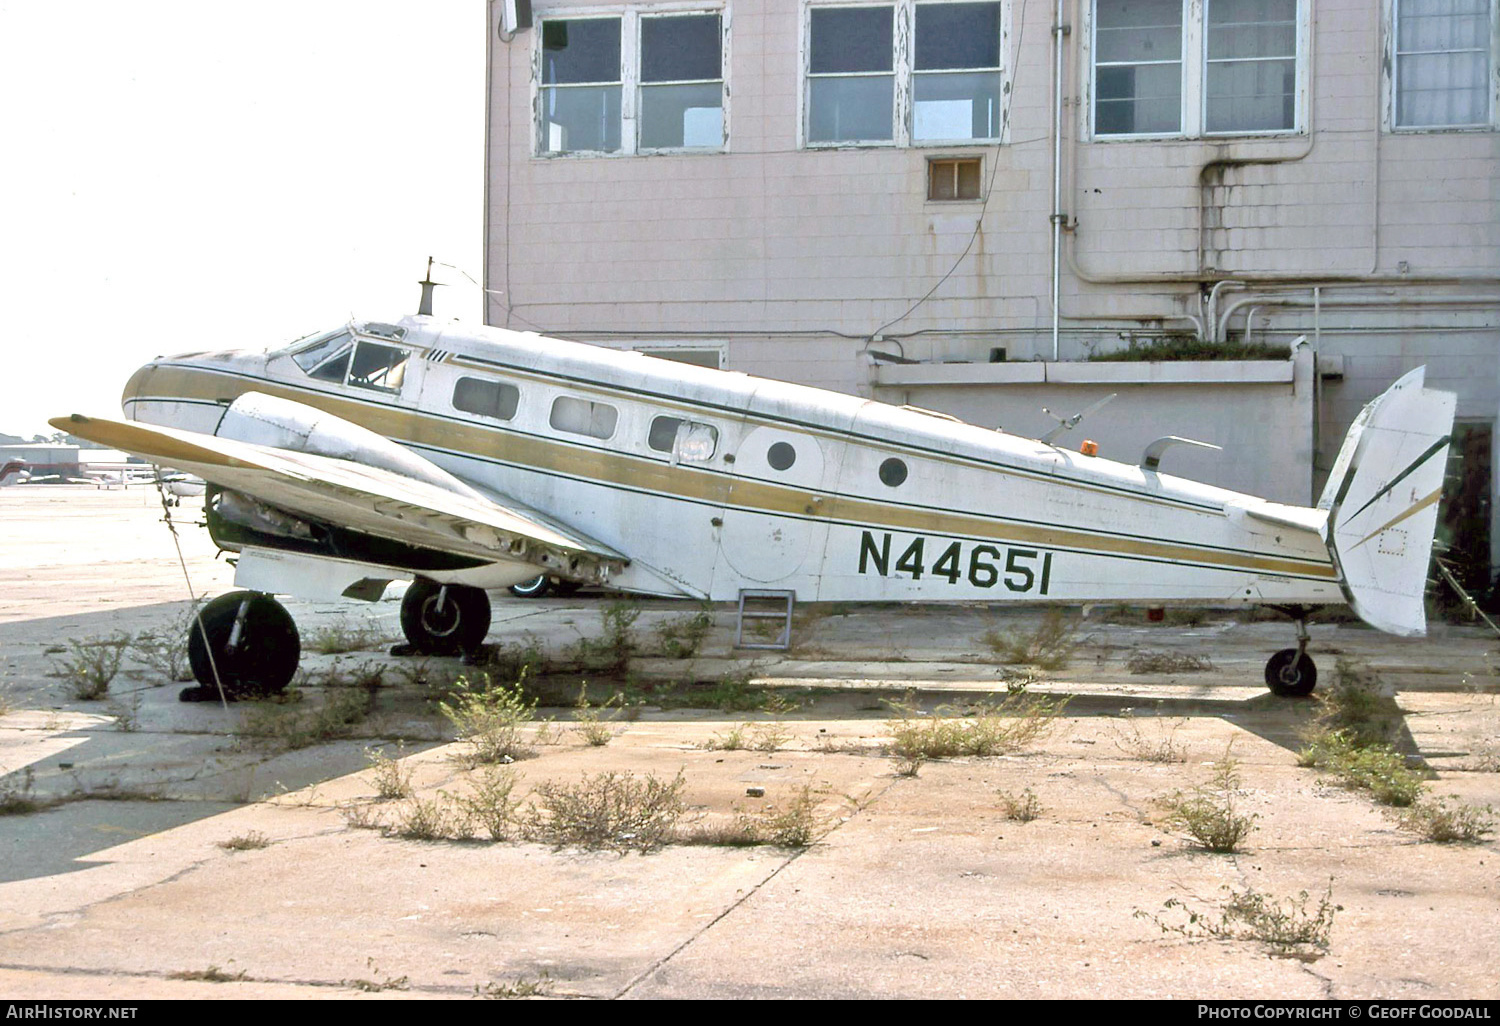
[1050, 0, 1069, 361]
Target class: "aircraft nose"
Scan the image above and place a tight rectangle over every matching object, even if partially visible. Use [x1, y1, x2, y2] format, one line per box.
[121, 362, 158, 419]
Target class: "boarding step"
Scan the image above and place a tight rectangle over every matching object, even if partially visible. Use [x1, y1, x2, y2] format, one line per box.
[735, 589, 796, 650]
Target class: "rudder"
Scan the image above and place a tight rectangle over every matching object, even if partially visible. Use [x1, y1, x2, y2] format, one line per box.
[1319, 367, 1456, 636]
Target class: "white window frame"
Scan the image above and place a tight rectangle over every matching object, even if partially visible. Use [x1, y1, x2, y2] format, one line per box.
[1083, 0, 1310, 141]
[800, 0, 1013, 149]
[533, 4, 730, 157]
[1384, 0, 1499, 132]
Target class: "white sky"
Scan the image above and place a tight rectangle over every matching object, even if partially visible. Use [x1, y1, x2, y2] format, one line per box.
[0, 1, 485, 437]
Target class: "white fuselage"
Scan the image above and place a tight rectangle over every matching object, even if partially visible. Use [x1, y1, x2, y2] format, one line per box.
[121, 316, 1341, 606]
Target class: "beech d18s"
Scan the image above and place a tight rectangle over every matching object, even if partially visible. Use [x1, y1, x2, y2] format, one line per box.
[54, 313, 1453, 700]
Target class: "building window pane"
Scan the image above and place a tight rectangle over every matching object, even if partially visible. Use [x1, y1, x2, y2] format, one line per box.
[808, 6, 895, 142]
[551, 396, 619, 439]
[541, 18, 623, 153]
[913, 2, 1004, 141]
[1205, 0, 1296, 132]
[1094, 0, 1183, 135]
[453, 377, 520, 421]
[1396, 0, 1491, 127]
[928, 157, 983, 200]
[641, 14, 723, 149]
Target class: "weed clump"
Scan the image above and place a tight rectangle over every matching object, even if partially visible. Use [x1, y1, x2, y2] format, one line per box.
[1157, 746, 1257, 852]
[365, 743, 414, 799]
[449, 767, 522, 841]
[653, 606, 714, 659]
[571, 600, 640, 673]
[998, 787, 1042, 822]
[572, 685, 623, 746]
[1298, 729, 1427, 807]
[885, 690, 1066, 762]
[678, 785, 822, 848]
[241, 689, 371, 750]
[306, 619, 388, 655]
[1310, 658, 1403, 748]
[441, 673, 538, 764]
[217, 830, 271, 851]
[1395, 797, 1495, 844]
[0, 767, 46, 816]
[1127, 650, 1214, 674]
[1112, 711, 1188, 763]
[52, 636, 128, 700]
[980, 610, 1080, 670]
[522, 769, 686, 853]
[1136, 880, 1340, 959]
[130, 611, 195, 683]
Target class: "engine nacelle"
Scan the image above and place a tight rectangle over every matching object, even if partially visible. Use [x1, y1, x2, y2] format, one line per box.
[215, 392, 481, 500]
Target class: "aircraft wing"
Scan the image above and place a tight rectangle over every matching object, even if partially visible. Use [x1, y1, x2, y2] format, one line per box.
[49, 413, 627, 578]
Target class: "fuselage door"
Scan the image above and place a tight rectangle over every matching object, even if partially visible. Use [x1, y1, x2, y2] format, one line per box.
[716, 422, 828, 587]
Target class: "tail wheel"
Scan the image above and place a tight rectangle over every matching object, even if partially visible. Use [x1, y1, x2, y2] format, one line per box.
[508, 574, 553, 599]
[186, 591, 300, 699]
[401, 579, 491, 655]
[1265, 648, 1317, 697]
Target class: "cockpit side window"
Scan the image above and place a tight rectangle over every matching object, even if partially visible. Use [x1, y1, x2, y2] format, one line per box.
[347, 341, 409, 393]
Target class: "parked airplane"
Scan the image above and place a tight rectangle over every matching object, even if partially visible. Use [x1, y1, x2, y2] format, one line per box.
[53, 311, 1454, 700]
[0, 460, 30, 487]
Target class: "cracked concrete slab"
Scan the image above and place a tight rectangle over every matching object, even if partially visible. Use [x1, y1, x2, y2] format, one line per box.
[0, 486, 1497, 999]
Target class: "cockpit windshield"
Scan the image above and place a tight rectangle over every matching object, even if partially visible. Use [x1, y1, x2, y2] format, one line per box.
[291, 329, 353, 372]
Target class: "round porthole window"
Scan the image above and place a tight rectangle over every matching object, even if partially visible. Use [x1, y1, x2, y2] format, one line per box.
[879, 457, 908, 487]
[767, 441, 797, 471]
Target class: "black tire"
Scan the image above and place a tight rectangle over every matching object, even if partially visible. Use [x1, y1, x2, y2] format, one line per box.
[401, 579, 491, 655]
[508, 574, 553, 599]
[1265, 648, 1317, 697]
[187, 591, 300, 698]
[551, 579, 585, 597]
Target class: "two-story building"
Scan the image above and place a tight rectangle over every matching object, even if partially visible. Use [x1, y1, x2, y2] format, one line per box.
[484, 0, 1500, 594]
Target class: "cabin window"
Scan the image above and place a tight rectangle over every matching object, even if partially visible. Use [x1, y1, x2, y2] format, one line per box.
[879, 457, 909, 487]
[767, 441, 797, 471]
[648, 416, 719, 461]
[454, 377, 521, 421]
[551, 395, 619, 439]
[346, 341, 409, 393]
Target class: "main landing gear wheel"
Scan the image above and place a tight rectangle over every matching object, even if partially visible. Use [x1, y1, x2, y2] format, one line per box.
[508, 574, 553, 599]
[1265, 648, 1318, 698]
[184, 591, 300, 701]
[400, 579, 491, 656]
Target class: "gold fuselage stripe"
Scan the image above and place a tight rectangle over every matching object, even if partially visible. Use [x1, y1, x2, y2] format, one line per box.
[132, 364, 1338, 581]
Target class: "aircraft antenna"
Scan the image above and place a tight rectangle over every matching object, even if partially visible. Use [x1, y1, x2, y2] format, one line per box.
[417, 256, 442, 316]
[1040, 392, 1116, 445]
